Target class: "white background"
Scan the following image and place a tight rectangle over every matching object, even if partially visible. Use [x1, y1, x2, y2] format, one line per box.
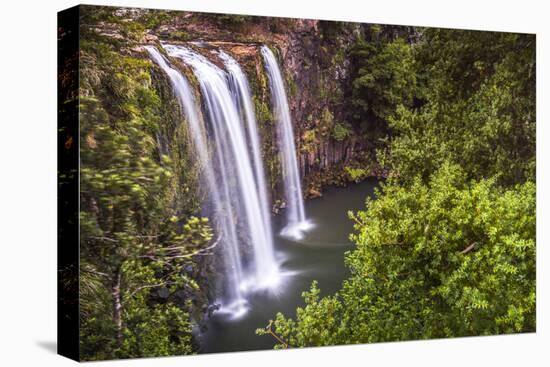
[0, 0, 548, 365]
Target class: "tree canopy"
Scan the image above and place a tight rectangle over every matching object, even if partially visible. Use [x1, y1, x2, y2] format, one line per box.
[259, 26, 536, 348]
[386, 29, 535, 185]
[77, 10, 213, 359]
[259, 165, 535, 347]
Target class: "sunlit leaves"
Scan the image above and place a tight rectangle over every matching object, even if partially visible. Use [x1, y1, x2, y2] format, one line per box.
[386, 30, 535, 185]
[78, 27, 211, 359]
[261, 165, 535, 347]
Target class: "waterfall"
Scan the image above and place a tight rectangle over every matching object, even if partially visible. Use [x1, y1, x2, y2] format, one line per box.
[261, 46, 313, 240]
[217, 50, 276, 273]
[146, 46, 248, 316]
[152, 44, 281, 317]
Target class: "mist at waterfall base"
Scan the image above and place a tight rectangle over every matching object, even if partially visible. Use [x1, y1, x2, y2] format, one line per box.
[201, 180, 378, 353]
[147, 45, 259, 317]
[146, 44, 376, 351]
[261, 46, 314, 241]
[166, 44, 285, 317]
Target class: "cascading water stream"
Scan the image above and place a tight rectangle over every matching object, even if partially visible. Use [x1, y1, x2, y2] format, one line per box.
[161, 44, 281, 312]
[217, 50, 275, 274]
[146, 46, 248, 316]
[261, 46, 313, 240]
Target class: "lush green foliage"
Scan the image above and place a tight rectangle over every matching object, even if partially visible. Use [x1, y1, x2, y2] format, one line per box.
[259, 26, 536, 348]
[78, 10, 212, 359]
[259, 165, 535, 346]
[72, 7, 536, 354]
[344, 166, 369, 182]
[332, 122, 353, 141]
[386, 30, 535, 185]
[350, 27, 416, 129]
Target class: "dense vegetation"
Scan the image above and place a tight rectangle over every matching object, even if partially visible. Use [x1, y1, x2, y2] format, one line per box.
[66, 6, 535, 358]
[77, 7, 213, 360]
[258, 27, 535, 346]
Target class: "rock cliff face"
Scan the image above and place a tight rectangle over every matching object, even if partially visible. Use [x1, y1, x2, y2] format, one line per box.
[270, 20, 376, 196]
[135, 12, 381, 200]
[76, 7, 388, 351]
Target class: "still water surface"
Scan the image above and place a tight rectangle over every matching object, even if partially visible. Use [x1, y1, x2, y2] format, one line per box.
[201, 179, 379, 353]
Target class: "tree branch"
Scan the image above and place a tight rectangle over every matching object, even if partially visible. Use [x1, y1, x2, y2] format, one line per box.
[81, 267, 110, 278]
[124, 281, 178, 303]
[146, 235, 222, 258]
[460, 242, 477, 255]
[89, 236, 119, 243]
[263, 320, 293, 348]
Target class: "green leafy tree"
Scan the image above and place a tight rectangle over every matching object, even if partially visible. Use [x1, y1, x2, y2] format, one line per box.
[385, 30, 535, 185]
[350, 27, 416, 131]
[258, 164, 535, 346]
[78, 92, 213, 359]
[332, 122, 353, 141]
[78, 12, 212, 359]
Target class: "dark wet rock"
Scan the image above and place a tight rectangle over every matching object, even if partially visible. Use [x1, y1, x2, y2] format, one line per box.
[206, 303, 221, 317]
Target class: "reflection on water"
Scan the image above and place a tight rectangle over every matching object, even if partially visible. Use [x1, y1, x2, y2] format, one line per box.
[200, 179, 379, 353]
